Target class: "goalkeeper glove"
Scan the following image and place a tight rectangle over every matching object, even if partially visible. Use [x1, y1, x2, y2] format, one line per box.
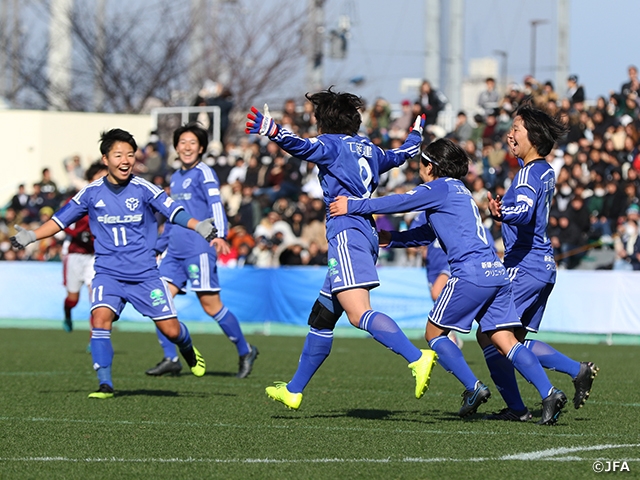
[195, 219, 218, 242]
[245, 104, 279, 137]
[10, 225, 36, 249]
[410, 114, 426, 135]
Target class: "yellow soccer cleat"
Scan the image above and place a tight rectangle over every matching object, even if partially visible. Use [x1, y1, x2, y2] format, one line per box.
[408, 349, 438, 399]
[189, 346, 206, 377]
[265, 382, 303, 410]
[88, 384, 114, 399]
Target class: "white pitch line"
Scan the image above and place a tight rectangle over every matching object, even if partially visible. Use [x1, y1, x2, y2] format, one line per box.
[500, 443, 640, 460]
[1, 452, 639, 464]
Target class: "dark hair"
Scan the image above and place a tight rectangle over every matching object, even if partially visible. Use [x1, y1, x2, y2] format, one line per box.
[173, 122, 209, 154]
[305, 86, 363, 135]
[422, 138, 470, 179]
[85, 160, 107, 182]
[514, 105, 568, 157]
[99, 128, 137, 156]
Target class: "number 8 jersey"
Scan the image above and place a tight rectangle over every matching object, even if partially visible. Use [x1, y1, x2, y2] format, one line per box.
[53, 176, 184, 282]
[270, 128, 422, 243]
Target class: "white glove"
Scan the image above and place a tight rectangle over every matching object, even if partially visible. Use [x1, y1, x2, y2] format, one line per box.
[195, 219, 218, 242]
[10, 225, 37, 249]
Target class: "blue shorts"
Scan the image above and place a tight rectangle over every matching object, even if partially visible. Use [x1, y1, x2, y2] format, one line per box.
[159, 252, 221, 294]
[90, 273, 178, 321]
[509, 267, 554, 333]
[428, 276, 521, 334]
[320, 229, 379, 297]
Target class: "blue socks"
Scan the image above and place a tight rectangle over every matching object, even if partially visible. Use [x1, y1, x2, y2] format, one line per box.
[155, 328, 179, 361]
[213, 306, 250, 357]
[524, 339, 581, 378]
[90, 328, 113, 388]
[429, 335, 478, 391]
[288, 328, 333, 394]
[508, 343, 554, 399]
[482, 344, 526, 411]
[153, 304, 249, 359]
[358, 310, 421, 363]
[173, 322, 193, 353]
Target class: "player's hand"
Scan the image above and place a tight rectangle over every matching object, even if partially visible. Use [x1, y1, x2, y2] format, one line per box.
[245, 104, 279, 137]
[10, 225, 36, 249]
[410, 114, 426, 135]
[378, 230, 392, 247]
[487, 192, 502, 219]
[329, 196, 349, 216]
[212, 238, 231, 255]
[195, 218, 218, 242]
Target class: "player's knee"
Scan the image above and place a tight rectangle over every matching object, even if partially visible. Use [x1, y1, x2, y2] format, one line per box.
[307, 299, 341, 331]
[157, 320, 180, 340]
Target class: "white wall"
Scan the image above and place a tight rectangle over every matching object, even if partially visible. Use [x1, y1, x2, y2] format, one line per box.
[0, 110, 153, 205]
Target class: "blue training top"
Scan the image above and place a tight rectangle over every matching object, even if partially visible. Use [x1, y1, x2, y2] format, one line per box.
[500, 159, 556, 283]
[347, 177, 508, 287]
[156, 162, 227, 258]
[54, 175, 184, 282]
[271, 127, 422, 246]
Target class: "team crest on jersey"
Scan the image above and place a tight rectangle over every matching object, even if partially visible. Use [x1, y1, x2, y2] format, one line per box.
[125, 197, 139, 211]
[188, 264, 200, 279]
[328, 258, 339, 277]
[182, 178, 192, 189]
[150, 288, 167, 306]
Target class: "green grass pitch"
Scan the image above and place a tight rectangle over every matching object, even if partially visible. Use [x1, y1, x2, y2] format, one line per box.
[0, 328, 638, 479]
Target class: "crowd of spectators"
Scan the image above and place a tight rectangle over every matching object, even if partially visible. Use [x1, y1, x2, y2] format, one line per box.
[3, 66, 640, 271]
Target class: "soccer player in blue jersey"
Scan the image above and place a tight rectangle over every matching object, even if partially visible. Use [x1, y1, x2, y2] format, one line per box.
[146, 123, 258, 378]
[330, 138, 567, 424]
[479, 105, 598, 421]
[10, 128, 215, 399]
[245, 87, 437, 410]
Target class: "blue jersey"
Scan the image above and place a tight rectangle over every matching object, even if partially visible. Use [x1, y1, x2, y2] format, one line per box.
[347, 178, 508, 287]
[159, 163, 227, 258]
[411, 212, 450, 285]
[271, 128, 421, 244]
[53, 176, 183, 282]
[500, 159, 556, 283]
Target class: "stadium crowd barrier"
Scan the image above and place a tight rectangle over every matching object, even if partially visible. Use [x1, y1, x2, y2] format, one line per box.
[0, 262, 639, 336]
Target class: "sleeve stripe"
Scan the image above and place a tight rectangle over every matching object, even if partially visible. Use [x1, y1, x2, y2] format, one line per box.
[131, 177, 163, 198]
[212, 202, 226, 237]
[168, 206, 184, 223]
[72, 178, 103, 203]
[514, 165, 536, 193]
[196, 163, 216, 183]
[52, 216, 66, 229]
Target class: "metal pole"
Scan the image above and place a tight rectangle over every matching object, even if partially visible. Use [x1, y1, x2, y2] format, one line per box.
[306, 0, 325, 93]
[424, 0, 440, 88]
[530, 19, 548, 78]
[556, 0, 570, 96]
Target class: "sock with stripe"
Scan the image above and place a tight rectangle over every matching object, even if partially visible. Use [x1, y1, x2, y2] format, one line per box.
[288, 327, 333, 394]
[154, 327, 179, 361]
[524, 339, 581, 378]
[429, 335, 478, 391]
[358, 310, 421, 363]
[508, 342, 554, 399]
[170, 322, 196, 366]
[482, 344, 526, 411]
[213, 306, 250, 357]
[90, 328, 114, 388]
